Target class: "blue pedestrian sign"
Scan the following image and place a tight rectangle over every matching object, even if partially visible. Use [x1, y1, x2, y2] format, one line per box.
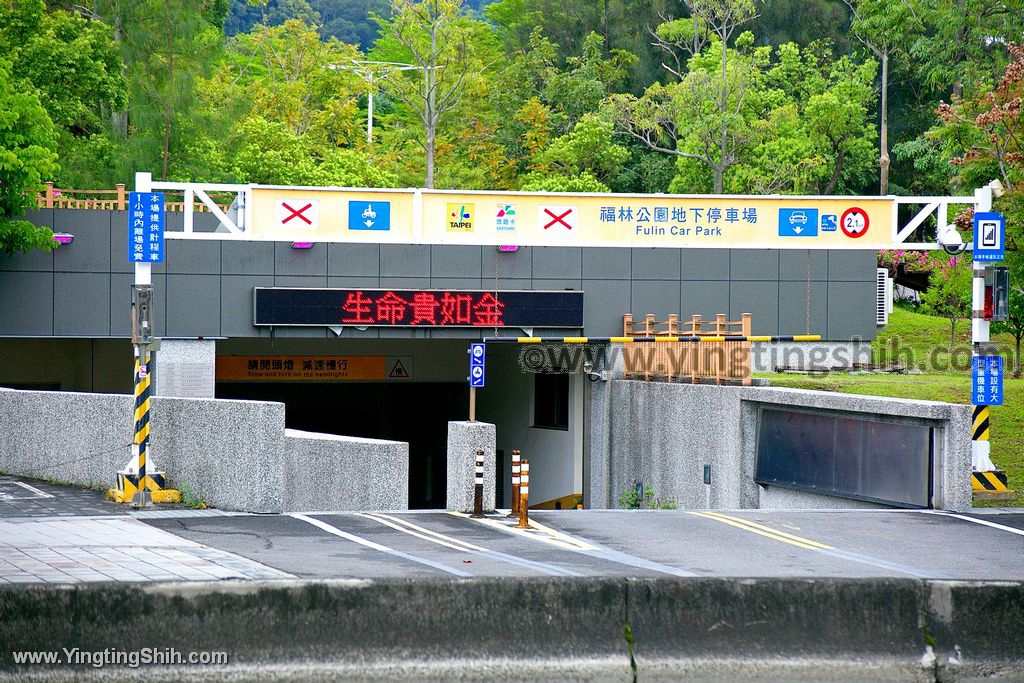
[128, 192, 164, 263]
[778, 208, 818, 237]
[348, 201, 390, 231]
[972, 356, 1003, 406]
[469, 342, 485, 388]
[973, 212, 1005, 262]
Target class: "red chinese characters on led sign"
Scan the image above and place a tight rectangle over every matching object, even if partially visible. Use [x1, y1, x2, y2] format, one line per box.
[342, 290, 505, 327]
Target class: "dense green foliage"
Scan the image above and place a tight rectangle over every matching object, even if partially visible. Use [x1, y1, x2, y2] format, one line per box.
[0, 0, 1022, 257]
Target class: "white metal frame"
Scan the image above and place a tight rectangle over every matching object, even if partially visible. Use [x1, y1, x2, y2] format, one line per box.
[141, 171, 982, 252]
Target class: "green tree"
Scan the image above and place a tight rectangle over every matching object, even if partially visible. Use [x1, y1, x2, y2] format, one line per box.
[841, 0, 921, 195]
[920, 254, 972, 352]
[373, 0, 476, 188]
[992, 266, 1024, 378]
[519, 112, 629, 191]
[97, 0, 227, 180]
[0, 58, 59, 255]
[911, 0, 1024, 100]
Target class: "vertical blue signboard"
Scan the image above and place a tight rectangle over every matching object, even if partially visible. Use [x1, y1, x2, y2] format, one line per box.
[128, 192, 165, 263]
[972, 356, 1003, 406]
[469, 342, 485, 388]
[973, 212, 1005, 262]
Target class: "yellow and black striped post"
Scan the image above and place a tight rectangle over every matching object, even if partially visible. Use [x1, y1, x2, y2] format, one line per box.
[135, 348, 151, 497]
[971, 405, 1012, 497]
[107, 347, 181, 504]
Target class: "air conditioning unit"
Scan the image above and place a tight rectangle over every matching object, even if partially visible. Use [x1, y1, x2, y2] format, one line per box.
[876, 268, 893, 325]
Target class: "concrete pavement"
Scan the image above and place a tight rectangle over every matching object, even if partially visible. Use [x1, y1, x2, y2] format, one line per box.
[2, 476, 1024, 681]
[1, 476, 1023, 582]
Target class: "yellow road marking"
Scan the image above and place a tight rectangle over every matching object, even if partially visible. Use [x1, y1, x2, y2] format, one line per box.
[689, 512, 832, 551]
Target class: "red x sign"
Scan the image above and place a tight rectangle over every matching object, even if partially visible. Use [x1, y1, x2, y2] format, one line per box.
[543, 207, 573, 230]
[282, 202, 313, 225]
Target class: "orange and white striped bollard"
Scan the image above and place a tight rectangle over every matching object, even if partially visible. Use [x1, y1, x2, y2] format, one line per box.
[507, 450, 521, 518]
[515, 459, 530, 529]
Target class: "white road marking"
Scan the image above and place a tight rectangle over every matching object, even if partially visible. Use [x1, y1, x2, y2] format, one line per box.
[289, 513, 472, 577]
[357, 513, 581, 577]
[920, 510, 1024, 538]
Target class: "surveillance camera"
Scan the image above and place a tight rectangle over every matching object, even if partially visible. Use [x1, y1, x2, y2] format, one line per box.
[583, 361, 593, 374]
[938, 226, 967, 255]
[990, 179, 1007, 198]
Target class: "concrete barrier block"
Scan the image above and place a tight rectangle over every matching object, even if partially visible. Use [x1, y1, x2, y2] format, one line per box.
[153, 396, 285, 513]
[284, 429, 409, 511]
[447, 421, 495, 512]
[0, 579, 629, 670]
[628, 578, 927, 661]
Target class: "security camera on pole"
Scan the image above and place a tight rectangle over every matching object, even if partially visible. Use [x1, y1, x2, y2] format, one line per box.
[107, 172, 181, 506]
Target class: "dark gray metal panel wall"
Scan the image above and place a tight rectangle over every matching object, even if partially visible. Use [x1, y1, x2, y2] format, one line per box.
[0, 210, 878, 340]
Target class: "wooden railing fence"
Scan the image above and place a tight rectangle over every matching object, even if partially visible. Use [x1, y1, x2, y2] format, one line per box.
[622, 313, 753, 385]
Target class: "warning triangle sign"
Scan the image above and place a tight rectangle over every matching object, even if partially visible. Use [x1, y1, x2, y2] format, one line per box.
[389, 359, 410, 379]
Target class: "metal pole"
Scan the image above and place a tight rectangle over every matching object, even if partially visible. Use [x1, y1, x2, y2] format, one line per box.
[515, 460, 530, 529]
[972, 186, 997, 472]
[471, 449, 485, 518]
[367, 73, 374, 145]
[508, 449, 521, 518]
[133, 171, 153, 508]
[469, 386, 476, 422]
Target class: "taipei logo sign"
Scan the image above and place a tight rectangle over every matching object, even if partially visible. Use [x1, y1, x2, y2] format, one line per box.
[447, 203, 475, 232]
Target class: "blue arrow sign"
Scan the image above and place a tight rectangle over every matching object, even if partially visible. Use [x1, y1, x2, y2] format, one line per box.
[778, 208, 819, 237]
[348, 200, 391, 231]
[469, 342, 485, 388]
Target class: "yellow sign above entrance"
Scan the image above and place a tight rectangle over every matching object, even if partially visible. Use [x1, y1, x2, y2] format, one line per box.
[247, 186, 897, 249]
[216, 356, 413, 381]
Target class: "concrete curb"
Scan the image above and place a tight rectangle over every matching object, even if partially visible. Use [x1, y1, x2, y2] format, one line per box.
[1, 578, 1022, 680]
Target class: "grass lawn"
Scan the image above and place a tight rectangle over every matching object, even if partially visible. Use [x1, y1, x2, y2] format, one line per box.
[757, 306, 1023, 507]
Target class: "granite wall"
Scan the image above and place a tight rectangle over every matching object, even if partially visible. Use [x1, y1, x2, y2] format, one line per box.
[284, 429, 408, 511]
[0, 388, 409, 512]
[446, 421, 496, 512]
[589, 380, 972, 511]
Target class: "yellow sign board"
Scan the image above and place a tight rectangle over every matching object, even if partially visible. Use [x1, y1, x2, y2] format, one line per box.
[248, 186, 897, 249]
[216, 356, 412, 381]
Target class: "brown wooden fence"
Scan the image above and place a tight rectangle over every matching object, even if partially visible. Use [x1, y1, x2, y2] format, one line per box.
[35, 183, 232, 213]
[622, 313, 753, 385]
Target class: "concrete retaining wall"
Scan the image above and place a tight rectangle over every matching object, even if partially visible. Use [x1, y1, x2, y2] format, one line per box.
[284, 429, 408, 511]
[446, 421, 496, 512]
[0, 388, 408, 512]
[1, 578, 1021, 680]
[590, 380, 971, 511]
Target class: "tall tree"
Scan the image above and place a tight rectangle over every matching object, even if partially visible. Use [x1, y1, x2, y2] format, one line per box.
[374, 0, 473, 188]
[841, 0, 920, 195]
[0, 57, 60, 255]
[616, 1, 759, 193]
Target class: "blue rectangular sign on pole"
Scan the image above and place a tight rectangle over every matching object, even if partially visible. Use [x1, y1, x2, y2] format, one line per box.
[972, 356, 1003, 406]
[973, 212, 1005, 262]
[469, 342, 485, 388]
[128, 191, 165, 263]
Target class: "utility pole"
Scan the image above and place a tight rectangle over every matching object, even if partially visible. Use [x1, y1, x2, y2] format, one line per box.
[330, 60, 423, 145]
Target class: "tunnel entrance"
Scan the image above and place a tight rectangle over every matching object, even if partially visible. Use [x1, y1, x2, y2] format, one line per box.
[216, 381, 468, 509]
